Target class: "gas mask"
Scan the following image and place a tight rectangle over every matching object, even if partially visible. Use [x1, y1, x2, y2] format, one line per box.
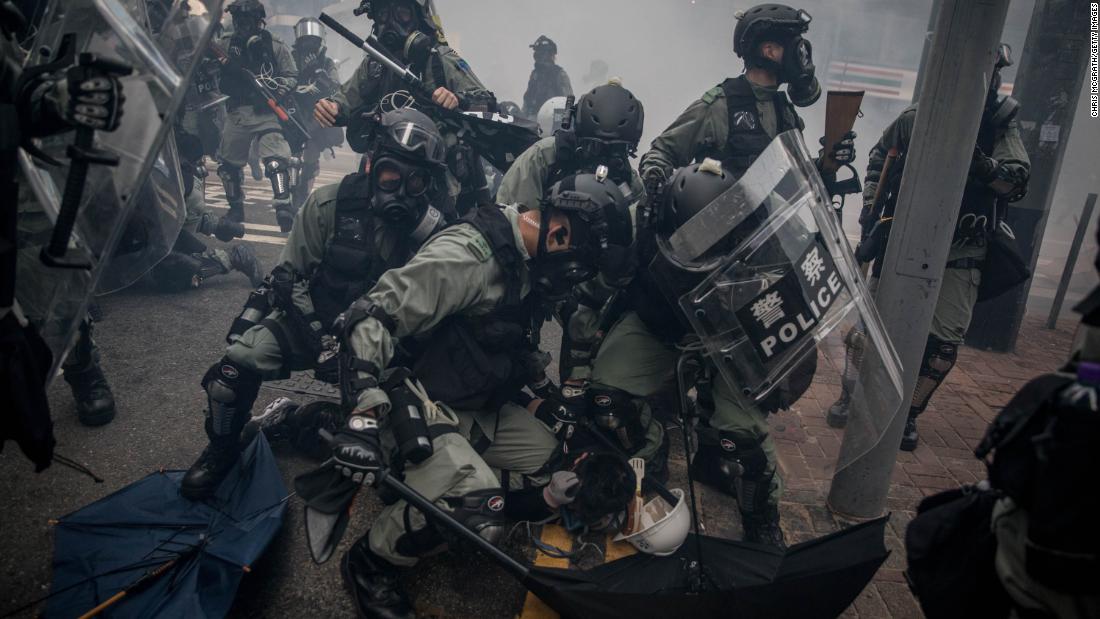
[533, 49, 554, 68]
[531, 208, 600, 302]
[370, 156, 435, 233]
[780, 36, 820, 107]
[572, 138, 635, 184]
[373, 0, 422, 57]
[232, 13, 262, 39]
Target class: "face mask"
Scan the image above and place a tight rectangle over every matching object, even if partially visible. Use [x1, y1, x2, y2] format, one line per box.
[532, 211, 598, 301]
[371, 157, 433, 229]
[233, 14, 261, 38]
[374, 1, 418, 53]
[402, 30, 433, 68]
[781, 36, 821, 106]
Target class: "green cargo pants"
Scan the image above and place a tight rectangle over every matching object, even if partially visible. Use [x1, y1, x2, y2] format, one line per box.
[368, 401, 560, 567]
[589, 311, 782, 507]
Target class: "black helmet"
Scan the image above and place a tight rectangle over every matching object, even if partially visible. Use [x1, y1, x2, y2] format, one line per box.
[531, 35, 557, 56]
[225, 0, 265, 19]
[657, 159, 747, 270]
[733, 3, 809, 60]
[533, 170, 632, 299]
[371, 107, 447, 168]
[575, 82, 644, 148]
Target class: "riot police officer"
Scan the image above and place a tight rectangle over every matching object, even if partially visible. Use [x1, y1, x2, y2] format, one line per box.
[497, 81, 645, 210]
[522, 35, 572, 118]
[180, 108, 452, 499]
[331, 173, 632, 619]
[288, 17, 343, 215]
[827, 44, 1030, 451]
[215, 0, 299, 230]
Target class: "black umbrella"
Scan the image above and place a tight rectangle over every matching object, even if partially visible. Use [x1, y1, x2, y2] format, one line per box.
[378, 470, 889, 619]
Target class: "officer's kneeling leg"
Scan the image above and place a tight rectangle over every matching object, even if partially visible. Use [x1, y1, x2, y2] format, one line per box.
[181, 357, 263, 500]
[587, 385, 668, 483]
[369, 432, 504, 568]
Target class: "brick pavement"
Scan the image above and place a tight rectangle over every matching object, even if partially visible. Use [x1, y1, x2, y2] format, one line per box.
[769, 316, 1078, 618]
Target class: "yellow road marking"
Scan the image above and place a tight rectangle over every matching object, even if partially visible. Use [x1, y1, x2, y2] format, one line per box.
[517, 524, 571, 619]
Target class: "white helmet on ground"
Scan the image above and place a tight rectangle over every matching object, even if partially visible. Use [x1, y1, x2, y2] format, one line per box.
[613, 488, 690, 556]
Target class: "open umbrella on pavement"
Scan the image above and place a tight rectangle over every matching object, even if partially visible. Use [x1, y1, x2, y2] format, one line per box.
[42, 434, 288, 618]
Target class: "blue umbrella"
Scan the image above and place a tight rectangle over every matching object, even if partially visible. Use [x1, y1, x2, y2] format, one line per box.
[44, 435, 288, 618]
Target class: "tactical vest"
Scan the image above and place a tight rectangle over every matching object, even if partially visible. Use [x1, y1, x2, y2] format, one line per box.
[707, 76, 799, 179]
[224, 31, 277, 108]
[408, 205, 537, 412]
[628, 229, 693, 342]
[309, 174, 409, 326]
[956, 114, 999, 236]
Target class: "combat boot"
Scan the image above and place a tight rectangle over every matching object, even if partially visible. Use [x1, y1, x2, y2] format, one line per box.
[275, 203, 297, 233]
[62, 322, 116, 426]
[826, 390, 850, 428]
[181, 438, 241, 500]
[742, 506, 786, 548]
[900, 415, 919, 451]
[343, 534, 415, 619]
[64, 360, 117, 426]
[227, 244, 266, 287]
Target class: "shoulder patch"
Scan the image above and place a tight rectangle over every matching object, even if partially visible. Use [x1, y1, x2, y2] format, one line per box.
[701, 86, 724, 105]
[466, 234, 493, 262]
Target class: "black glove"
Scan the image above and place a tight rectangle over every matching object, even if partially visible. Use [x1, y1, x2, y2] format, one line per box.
[62, 58, 129, 131]
[820, 130, 857, 166]
[331, 420, 383, 485]
[970, 148, 998, 182]
[534, 382, 587, 442]
[639, 167, 667, 229]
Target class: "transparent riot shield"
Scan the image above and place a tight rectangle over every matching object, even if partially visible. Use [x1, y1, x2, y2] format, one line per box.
[651, 130, 904, 473]
[16, 0, 223, 382]
[96, 131, 187, 294]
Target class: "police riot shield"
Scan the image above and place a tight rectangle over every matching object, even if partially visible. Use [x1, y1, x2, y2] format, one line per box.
[17, 0, 223, 381]
[651, 130, 904, 473]
[96, 131, 188, 294]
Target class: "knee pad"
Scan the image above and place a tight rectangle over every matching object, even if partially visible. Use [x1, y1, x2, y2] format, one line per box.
[444, 488, 507, 547]
[910, 335, 958, 415]
[588, 386, 647, 452]
[287, 156, 302, 189]
[263, 156, 291, 199]
[201, 358, 262, 438]
[217, 164, 244, 203]
[694, 427, 769, 479]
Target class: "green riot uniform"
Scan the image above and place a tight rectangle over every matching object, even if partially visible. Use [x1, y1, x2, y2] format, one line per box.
[495, 136, 645, 210]
[831, 101, 1030, 449]
[344, 206, 561, 567]
[522, 62, 572, 118]
[639, 75, 804, 180]
[861, 105, 1029, 344]
[290, 53, 342, 213]
[568, 74, 807, 517]
[215, 31, 298, 228]
[227, 181, 410, 376]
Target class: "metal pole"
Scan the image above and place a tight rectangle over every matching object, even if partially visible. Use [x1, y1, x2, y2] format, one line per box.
[1046, 193, 1097, 329]
[966, 0, 1093, 351]
[911, 0, 942, 103]
[827, 0, 1011, 519]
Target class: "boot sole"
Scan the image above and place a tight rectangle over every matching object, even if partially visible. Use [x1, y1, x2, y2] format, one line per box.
[78, 407, 116, 427]
[825, 410, 848, 429]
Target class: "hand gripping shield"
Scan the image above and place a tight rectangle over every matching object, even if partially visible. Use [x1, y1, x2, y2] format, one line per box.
[650, 130, 904, 472]
[16, 0, 223, 382]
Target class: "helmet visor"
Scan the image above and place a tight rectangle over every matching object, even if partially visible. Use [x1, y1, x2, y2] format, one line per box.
[387, 120, 447, 166]
[294, 19, 325, 40]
